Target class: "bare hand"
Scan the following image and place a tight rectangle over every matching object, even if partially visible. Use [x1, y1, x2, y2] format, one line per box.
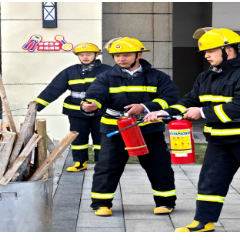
[143, 110, 168, 123]
[82, 101, 98, 111]
[124, 104, 145, 115]
[183, 107, 201, 120]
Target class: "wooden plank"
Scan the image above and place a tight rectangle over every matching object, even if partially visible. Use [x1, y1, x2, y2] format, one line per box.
[0, 75, 17, 133]
[36, 119, 48, 179]
[0, 132, 16, 179]
[8, 101, 37, 166]
[29, 131, 78, 181]
[16, 102, 37, 181]
[0, 133, 42, 186]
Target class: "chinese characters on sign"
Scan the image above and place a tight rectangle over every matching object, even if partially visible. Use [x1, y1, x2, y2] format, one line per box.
[22, 35, 73, 52]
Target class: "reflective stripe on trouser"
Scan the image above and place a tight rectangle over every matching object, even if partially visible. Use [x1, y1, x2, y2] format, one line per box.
[196, 194, 225, 203]
[90, 132, 176, 209]
[91, 192, 114, 199]
[68, 116, 102, 163]
[153, 189, 176, 197]
[194, 142, 240, 223]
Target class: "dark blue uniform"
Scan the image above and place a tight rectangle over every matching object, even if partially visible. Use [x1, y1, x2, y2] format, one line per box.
[83, 59, 179, 209]
[165, 55, 240, 222]
[34, 60, 111, 163]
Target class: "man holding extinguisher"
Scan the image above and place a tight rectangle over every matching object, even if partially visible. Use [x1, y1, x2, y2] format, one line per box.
[144, 28, 240, 232]
[81, 37, 179, 216]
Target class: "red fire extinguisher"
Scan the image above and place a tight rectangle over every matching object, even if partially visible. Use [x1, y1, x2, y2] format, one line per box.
[117, 117, 149, 157]
[168, 116, 195, 164]
[106, 114, 195, 162]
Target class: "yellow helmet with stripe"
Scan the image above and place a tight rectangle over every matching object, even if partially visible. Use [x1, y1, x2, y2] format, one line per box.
[193, 27, 240, 51]
[73, 43, 102, 55]
[104, 37, 149, 54]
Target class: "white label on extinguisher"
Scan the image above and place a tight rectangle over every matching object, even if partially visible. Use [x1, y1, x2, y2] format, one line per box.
[169, 129, 192, 154]
[175, 153, 188, 157]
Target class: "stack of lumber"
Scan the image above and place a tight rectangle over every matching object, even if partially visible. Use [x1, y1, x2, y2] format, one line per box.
[0, 76, 78, 186]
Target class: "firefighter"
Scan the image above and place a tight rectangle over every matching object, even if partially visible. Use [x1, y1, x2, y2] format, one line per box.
[144, 28, 240, 232]
[34, 43, 111, 172]
[80, 37, 179, 216]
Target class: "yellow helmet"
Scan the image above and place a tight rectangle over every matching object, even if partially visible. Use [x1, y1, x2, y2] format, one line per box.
[124, 37, 150, 52]
[193, 27, 240, 51]
[104, 37, 149, 54]
[73, 43, 102, 55]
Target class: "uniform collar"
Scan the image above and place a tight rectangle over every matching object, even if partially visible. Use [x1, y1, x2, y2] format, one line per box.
[121, 64, 143, 76]
[78, 59, 101, 68]
[108, 58, 152, 77]
[219, 55, 240, 71]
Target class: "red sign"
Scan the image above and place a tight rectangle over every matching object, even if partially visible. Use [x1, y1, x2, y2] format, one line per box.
[22, 35, 73, 52]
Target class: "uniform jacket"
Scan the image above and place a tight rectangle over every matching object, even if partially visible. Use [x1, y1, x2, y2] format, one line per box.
[34, 59, 111, 118]
[165, 55, 240, 144]
[84, 58, 179, 134]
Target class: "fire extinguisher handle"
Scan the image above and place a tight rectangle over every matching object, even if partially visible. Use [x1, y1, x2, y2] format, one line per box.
[157, 115, 172, 118]
[106, 120, 144, 137]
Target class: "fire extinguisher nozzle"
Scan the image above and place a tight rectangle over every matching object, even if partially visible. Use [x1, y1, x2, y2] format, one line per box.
[107, 131, 119, 137]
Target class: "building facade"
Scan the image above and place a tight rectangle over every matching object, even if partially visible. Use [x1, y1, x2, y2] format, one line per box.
[1, 2, 240, 140]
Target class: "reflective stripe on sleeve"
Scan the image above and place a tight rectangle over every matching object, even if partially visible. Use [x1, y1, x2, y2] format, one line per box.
[196, 194, 225, 203]
[68, 78, 96, 85]
[91, 192, 115, 199]
[85, 99, 102, 109]
[71, 144, 89, 150]
[169, 104, 187, 113]
[34, 98, 50, 107]
[203, 126, 240, 136]
[152, 98, 169, 109]
[63, 103, 80, 110]
[199, 95, 232, 103]
[109, 86, 157, 93]
[153, 189, 176, 197]
[214, 104, 231, 123]
[93, 145, 101, 150]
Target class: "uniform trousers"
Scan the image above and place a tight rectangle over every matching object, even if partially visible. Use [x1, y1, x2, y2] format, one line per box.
[194, 142, 240, 222]
[68, 116, 102, 163]
[90, 132, 176, 209]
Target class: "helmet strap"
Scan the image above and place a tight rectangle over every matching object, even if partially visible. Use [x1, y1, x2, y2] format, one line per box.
[118, 52, 139, 70]
[221, 47, 228, 62]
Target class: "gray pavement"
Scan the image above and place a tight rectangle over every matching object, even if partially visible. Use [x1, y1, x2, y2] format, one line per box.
[50, 120, 240, 232]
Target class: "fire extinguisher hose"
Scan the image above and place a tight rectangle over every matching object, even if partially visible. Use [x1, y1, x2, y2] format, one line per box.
[106, 115, 169, 137]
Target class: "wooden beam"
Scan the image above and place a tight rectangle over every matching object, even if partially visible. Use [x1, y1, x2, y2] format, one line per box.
[0, 134, 42, 185]
[0, 75, 17, 133]
[36, 119, 48, 179]
[0, 132, 16, 179]
[29, 131, 78, 181]
[16, 102, 37, 181]
[8, 102, 37, 166]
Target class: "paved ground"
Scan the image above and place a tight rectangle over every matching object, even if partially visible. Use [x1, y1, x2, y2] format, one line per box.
[51, 160, 240, 232]
[50, 120, 240, 232]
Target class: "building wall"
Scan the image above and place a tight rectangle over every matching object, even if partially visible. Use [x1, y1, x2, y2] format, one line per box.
[102, 2, 173, 78]
[1, 2, 102, 139]
[173, 2, 212, 98]
[212, 3, 240, 32]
